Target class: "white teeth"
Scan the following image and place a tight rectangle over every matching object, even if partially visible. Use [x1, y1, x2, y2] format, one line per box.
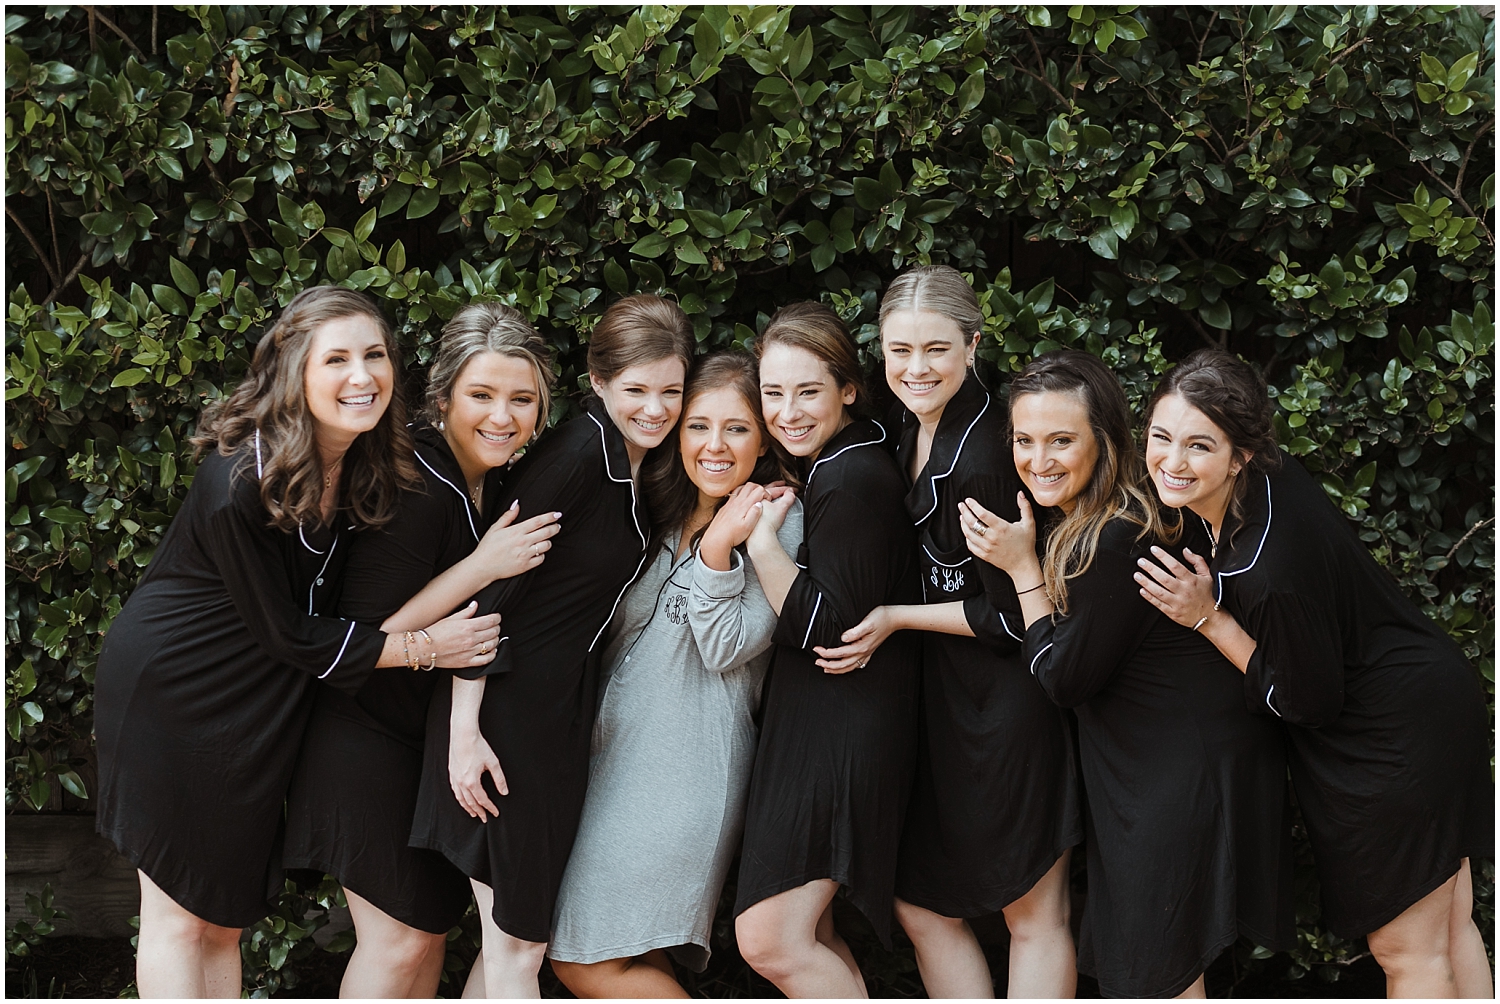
[1034, 472, 1064, 484]
[701, 461, 732, 472]
[1161, 472, 1194, 488]
[340, 394, 375, 406]
[905, 381, 939, 392]
[477, 429, 513, 443]
[781, 426, 812, 439]
[634, 419, 665, 431]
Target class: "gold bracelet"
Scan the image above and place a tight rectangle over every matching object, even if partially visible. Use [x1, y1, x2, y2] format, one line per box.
[401, 631, 411, 668]
[404, 630, 419, 670]
[418, 629, 436, 670]
[1192, 600, 1222, 633]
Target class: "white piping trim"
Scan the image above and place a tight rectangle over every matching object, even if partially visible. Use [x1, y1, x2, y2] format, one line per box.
[298, 524, 326, 555]
[806, 421, 887, 488]
[1029, 641, 1053, 676]
[1265, 683, 1282, 718]
[922, 544, 973, 569]
[416, 452, 479, 542]
[586, 411, 650, 652]
[319, 621, 356, 679]
[1213, 474, 1272, 604]
[800, 592, 824, 650]
[307, 535, 338, 613]
[999, 611, 1024, 642]
[913, 395, 990, 525]
[254, 429, 263, 478]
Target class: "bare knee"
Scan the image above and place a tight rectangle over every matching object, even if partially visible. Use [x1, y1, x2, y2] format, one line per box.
[895, 900, 967, 943]
[378, 928, 446, 973]
[737, 911, 798, 978]
[551, 958, 620, 997]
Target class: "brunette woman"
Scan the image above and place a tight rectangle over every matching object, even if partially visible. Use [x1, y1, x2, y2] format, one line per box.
[412, 294, 694, 998]
[962, 350, 1293, 998]
[283, 303, 562, 998]
[1135, 350, 1493, 998]
[93, 288, 502, 998]
[732, 302, 922, 998]
[818, 266, 1080, 998]
[548, 352, 802, 997]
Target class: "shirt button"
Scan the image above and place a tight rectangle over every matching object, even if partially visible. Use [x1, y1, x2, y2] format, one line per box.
[316, 578, 324, 585]
[624, 656, 631, 662]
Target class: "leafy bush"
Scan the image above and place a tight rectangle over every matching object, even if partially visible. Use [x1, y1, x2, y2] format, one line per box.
[5, 3, 1492, 989]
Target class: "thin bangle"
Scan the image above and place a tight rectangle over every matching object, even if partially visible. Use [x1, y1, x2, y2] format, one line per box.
[1016, 581, 1046, 596]
[1192, 600, 1222, 633]
[418, 629, 436, 671]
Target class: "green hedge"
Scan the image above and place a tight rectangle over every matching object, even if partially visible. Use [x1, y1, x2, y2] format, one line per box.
[5, 4, 1493, 993]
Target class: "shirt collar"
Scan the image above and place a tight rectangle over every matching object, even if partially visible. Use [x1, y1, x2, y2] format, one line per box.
[898, 374, 992, 525]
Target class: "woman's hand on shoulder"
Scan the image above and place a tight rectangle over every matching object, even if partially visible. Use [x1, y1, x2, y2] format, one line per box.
[960, 492, 1038, 576]
[749, 486, 797, 542]
[475, 501, 561, 580]
[421, 601, 503, 670]
[1134, 546, 1218, 629]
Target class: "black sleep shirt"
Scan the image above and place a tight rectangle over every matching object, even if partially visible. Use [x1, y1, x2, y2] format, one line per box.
[1025, 515, 1294, 998]
[411, 398, 650, 944]
[889, 376, 1082, 919]
[283, 423, 503, 933]
[1210, 454, 1492, 937]
[733, 418, 923, 947]
[94, 439, 385, 928]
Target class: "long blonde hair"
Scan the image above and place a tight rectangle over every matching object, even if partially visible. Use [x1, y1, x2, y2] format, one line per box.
[1010, 350, 1176, 615]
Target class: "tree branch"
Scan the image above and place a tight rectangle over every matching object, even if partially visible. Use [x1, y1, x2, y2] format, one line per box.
[6, 205, 61, 287]
[1020, 30, 1071, 108]
[1454, 118, 1493, 201]
[43, 251, 91, 306]
[81, 6, 146, 60]
[1176, 303, 1225, 350]
[1445, 517, 1494, 563]
[1196, 11, 1219, 65]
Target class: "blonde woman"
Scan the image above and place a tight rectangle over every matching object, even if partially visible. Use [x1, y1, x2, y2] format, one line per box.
[820, 267, 1080, 998]
[283, 302, 561, 997]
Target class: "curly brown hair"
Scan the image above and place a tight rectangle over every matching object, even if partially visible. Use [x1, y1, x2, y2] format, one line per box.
[193, 286, 419, 530]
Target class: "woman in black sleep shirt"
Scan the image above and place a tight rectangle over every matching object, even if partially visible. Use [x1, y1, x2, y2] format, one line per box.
[731, 302, 922, 999]
[93, 288, 500, 999]
[1135, 350, 1493, 998]
[962, 350, 1293, 999]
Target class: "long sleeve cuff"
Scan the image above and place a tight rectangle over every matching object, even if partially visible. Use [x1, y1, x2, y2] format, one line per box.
[692, 550, 746, 599]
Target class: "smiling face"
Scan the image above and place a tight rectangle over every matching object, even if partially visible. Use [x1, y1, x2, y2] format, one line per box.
[1010, 390, 1100, 514]
[881, 309, 976, 424]
[679, 384, 766, 507]
[758, 341, 857, 459]
[591, 355, 687, 465]
[440, 351, 543, 485]
[1146, 392, 1245, 525]
[303, 313, 394, 455]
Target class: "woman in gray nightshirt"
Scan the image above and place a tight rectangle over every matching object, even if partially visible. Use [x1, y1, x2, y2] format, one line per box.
[547, 352, 801, 997]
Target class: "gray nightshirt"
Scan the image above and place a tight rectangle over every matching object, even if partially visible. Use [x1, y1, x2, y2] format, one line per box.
[548, 503, 803, 970]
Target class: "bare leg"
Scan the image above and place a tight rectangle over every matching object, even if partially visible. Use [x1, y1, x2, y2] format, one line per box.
[471, 880, 548, 999]
[461, 949, 485, 999]
[136, 870, 242, 998]
[339, 888, 448, 998]
[1175, 973, 1206, 998]
[1447, 859, 1494, 999]
[552, 949, 689, 998]
[135, 870, 243, 999]
[407, 932, 451, 998]
[816, 902, 868, 996]
[1000, 850, 1076, 999]
[1367, 869, 1460, 998]
[736, 879, 866, 998]
[894, 899, 992, 998]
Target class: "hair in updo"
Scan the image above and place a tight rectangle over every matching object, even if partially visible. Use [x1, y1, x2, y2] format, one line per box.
[879, 264, 983, 345]
[1009, 350, 1174, 615]
[425, 302, 553, 437]
[587, 294, 695, 385]
[642, 351, 795, 558]
[1145, 349, 1282, 527]
[754, 301, 869, 413]
[193, 285, 418, 530]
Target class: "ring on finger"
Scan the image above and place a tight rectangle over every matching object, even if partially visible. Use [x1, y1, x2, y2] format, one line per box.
[971, 520, 985, 534]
